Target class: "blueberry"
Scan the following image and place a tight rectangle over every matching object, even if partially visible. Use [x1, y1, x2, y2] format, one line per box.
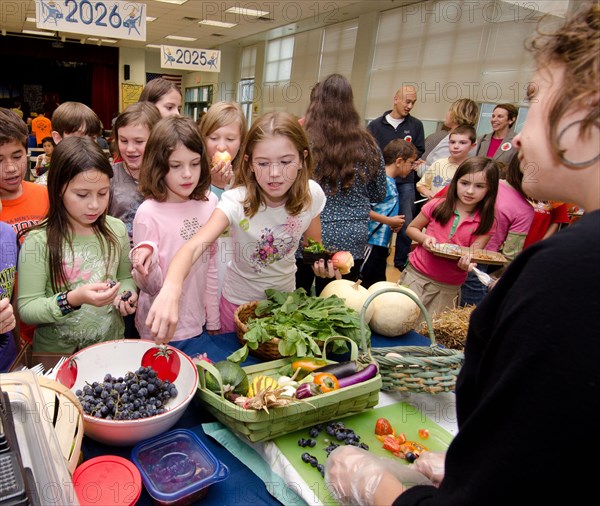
[308, 439, 316, 448]
[405, 452, 417, 463]
[301, 453, 311, 463]
[309, 428, 319, 438]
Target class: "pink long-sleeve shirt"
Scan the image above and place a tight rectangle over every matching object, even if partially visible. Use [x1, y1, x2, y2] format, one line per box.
[131, 195, 220, 341]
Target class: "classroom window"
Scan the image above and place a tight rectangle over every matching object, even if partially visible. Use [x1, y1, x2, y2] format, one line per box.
[366, 1, 539, 122]
[318, 19, 358, 80]
[238, 46, 257, 127]
[265, 36, 294, 83]
[238, 78, 255, 127]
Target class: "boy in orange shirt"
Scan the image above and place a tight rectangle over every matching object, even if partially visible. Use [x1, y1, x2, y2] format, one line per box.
[0, 108, 49, 235]
[31, 109, 52, 146]
[1, 108, 50, 347]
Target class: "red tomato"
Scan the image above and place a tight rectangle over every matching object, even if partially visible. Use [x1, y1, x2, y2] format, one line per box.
[56, 357, 78, 388]
[141, 345, 181, 382]
[418, 428, 430, 440]
[374, 417, 394, 436]
[381, 435, 402, 453]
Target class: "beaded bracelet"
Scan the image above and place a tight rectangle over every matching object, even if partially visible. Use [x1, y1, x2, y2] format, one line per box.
[56, 291, 81, 316]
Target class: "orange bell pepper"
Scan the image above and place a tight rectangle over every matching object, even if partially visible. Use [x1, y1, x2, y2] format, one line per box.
[313, 372, 340, 393]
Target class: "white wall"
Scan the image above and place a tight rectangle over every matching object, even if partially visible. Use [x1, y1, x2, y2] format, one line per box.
[118, 47, 146, 112]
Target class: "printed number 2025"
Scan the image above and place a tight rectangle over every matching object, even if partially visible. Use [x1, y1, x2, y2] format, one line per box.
[65, 0, 124, 29]
[176, 49, 207, 66]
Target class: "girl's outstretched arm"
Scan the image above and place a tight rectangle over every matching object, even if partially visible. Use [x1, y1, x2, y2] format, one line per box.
[145, 208, 229, 343]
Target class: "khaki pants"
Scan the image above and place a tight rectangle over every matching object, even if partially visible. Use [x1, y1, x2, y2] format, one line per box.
[399, 264, 459, 325]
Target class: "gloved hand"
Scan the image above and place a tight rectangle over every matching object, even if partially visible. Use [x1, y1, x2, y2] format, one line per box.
[411, 451, 446, 487]
[325, 445, 433, 506]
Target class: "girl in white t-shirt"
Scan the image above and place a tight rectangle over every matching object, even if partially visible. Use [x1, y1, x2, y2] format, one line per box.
[198, 102, 248, 300]
[136, 111, 334, 343]
[131, 116, 220, 342]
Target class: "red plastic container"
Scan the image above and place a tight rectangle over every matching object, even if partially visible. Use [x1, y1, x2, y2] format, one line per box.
[73, 455, 142, 506]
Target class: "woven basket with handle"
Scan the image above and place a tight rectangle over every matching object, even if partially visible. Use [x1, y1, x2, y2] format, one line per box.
[196, 335, 380, 442]
[363, 287, 465, 394]
[234, 301, 282, 361]
[234, 300, 327, 361]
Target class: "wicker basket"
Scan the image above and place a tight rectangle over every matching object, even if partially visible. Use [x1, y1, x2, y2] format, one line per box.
[234, 301, 283, 361]
[365, 287, 465, 394]
[196, 336, 380, 442]
[234, 300, 329, 361]
[37, 377, 84, 474]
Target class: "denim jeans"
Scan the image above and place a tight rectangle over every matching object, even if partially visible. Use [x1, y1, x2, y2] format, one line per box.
[393, 182, 415, 269]
[460, 267, 488, 306]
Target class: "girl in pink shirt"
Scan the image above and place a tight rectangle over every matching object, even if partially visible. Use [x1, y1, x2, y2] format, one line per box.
[130, 116, 220, 342]
[404, 157, 500, 319]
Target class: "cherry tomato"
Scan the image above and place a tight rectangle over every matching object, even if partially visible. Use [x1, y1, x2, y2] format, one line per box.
[141, 345, 181, 382]
[418, 428, 430, 440]
[56, 357, 78, 389]
[374, 417, 394, 436]
[381, 435, 402, 453]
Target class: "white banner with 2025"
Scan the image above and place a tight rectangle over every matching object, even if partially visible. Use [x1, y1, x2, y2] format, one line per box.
[36, 0, 146, 41]
[161, 45, 221, 73]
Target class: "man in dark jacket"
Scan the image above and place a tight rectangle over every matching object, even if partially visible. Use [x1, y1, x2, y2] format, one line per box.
[368, 85, 425, 270]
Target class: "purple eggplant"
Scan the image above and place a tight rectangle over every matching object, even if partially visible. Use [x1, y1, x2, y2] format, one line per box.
[312, 360, 360, 379]
[295, 383, 322, 399]
[337, 364, 378, 389]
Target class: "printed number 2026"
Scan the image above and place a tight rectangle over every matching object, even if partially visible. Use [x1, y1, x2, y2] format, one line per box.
[176, 49, 207, 66]
[65, 0, 124, 29]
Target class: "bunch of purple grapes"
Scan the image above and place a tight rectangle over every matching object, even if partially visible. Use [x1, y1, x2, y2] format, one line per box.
[75, 366, 178, 420]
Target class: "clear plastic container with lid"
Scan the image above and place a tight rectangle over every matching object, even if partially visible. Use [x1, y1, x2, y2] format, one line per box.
[131, 428, 229, 505]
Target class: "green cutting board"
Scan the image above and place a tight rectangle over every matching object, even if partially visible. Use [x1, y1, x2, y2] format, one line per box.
[274, 402, 454, 505]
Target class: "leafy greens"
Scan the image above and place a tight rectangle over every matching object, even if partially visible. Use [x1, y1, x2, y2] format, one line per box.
[228, 288, 370, 362]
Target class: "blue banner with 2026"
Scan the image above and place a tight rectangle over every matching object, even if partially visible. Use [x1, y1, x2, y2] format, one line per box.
[36, 0, 146, 41]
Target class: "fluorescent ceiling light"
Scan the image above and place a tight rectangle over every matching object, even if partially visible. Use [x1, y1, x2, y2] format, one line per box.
[225, 7, 269, 17]
[198, 19, 237, 28]
[101, 38, 117, 43]
[87, 37, 99, 41]
[22, 29, 55, 36]
[155, 0, 187, 5]
[165, 34, 197, 41]
[146, 16, 156, 22]
[26, 17, 36, 22]
[146, 44, 162, 48]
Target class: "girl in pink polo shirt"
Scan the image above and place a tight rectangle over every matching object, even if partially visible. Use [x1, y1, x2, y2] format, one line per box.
[403, 157, 500, 319]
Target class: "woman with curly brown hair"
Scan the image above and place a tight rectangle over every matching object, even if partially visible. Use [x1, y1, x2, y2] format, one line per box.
[325, 3, 600, 504]
[295, 74, 387, 295]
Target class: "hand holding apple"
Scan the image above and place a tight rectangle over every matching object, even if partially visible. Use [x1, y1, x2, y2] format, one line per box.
[211, 151, 233, 189]
[212, 150, 232, 166]
[332, 251, 354, 275]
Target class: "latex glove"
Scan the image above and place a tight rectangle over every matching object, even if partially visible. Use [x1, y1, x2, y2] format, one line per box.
[411, 451, 446, 487]
[325, 445, 433, 506]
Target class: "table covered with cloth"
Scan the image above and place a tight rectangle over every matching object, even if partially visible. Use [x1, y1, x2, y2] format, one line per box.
[82, 331, 457, 505]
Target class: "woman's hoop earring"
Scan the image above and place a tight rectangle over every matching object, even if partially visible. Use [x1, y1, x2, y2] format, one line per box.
[557, 119, 600, 168]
